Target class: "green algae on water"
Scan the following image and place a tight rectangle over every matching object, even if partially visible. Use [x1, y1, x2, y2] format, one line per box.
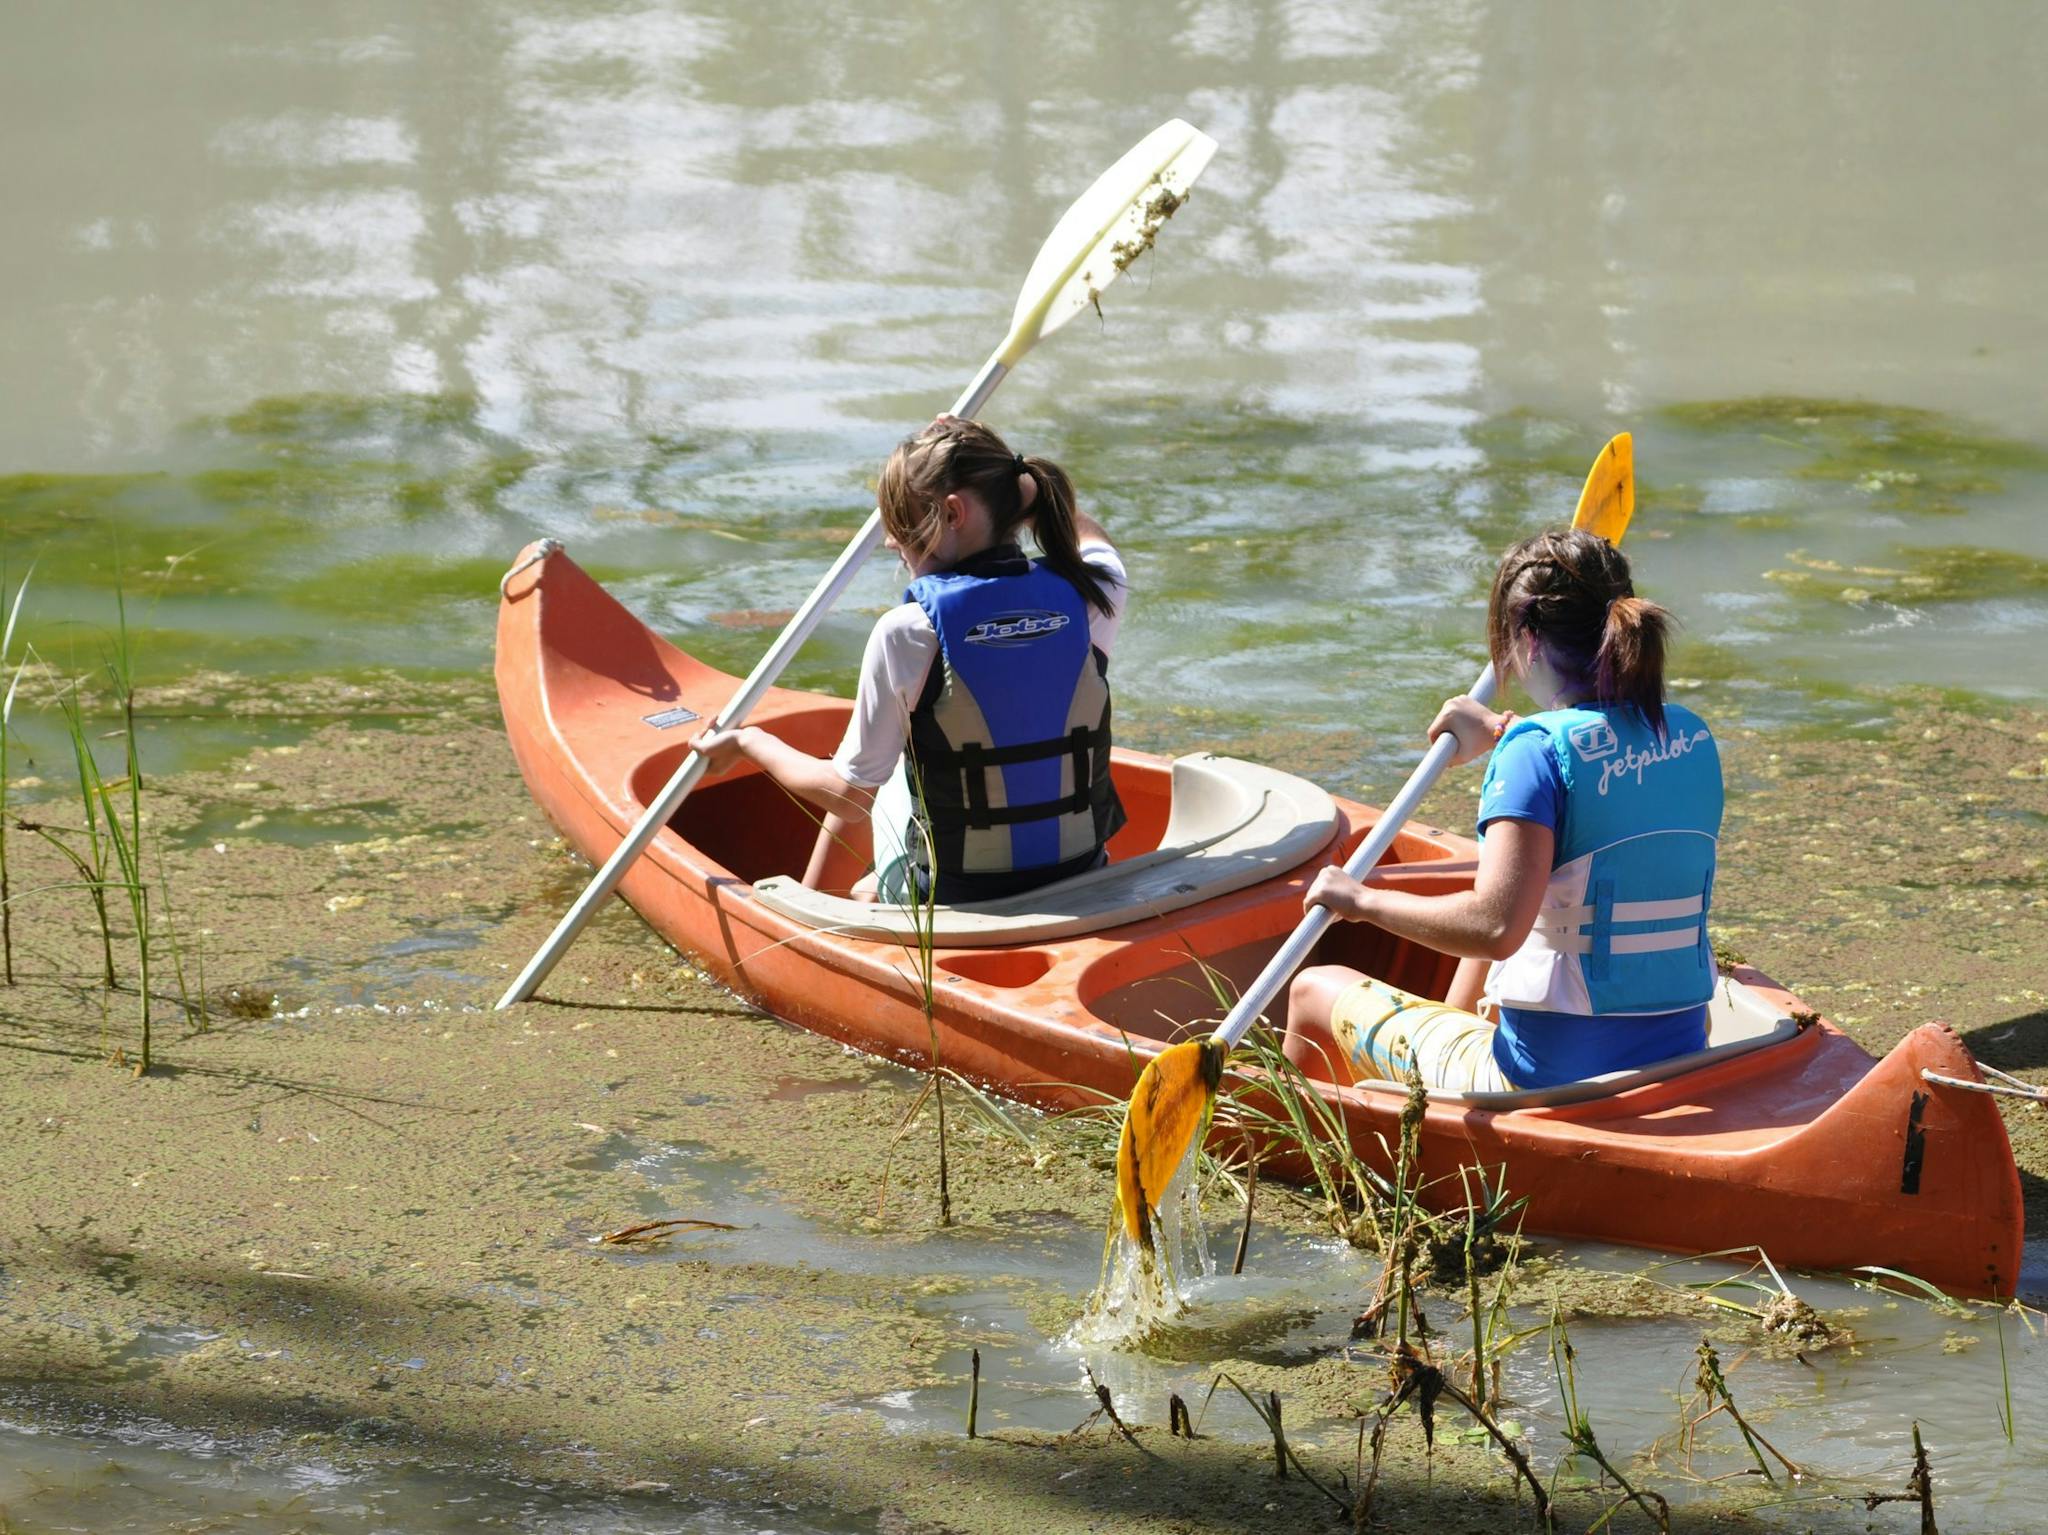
[1764, 545, 2048, 608]
[1664, 395, 2048, 515]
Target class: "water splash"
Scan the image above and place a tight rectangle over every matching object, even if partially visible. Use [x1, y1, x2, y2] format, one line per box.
[1068, 1142, 1213, 1347]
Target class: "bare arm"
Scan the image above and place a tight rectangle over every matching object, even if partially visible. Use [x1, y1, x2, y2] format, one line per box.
[690, 726, 877, 824]
[1303, 817, 1554, 962]
[1071, 506, 1113, 549]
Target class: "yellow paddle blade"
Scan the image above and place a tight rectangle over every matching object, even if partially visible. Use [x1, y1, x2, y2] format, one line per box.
[1572, 432, 1634, 546]
[1116, 1037, 1224, 1248]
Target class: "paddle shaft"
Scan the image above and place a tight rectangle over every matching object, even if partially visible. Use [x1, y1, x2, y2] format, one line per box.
[1208, 661, 1502, 1052]
[493, 355, 1008, 1009]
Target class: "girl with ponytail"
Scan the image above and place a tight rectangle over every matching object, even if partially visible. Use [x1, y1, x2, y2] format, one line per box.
[692, 416, 1128, 903]
[1288, 528, 1725, 1093]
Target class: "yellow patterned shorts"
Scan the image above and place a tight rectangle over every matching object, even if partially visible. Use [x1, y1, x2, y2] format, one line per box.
[1329, 976, 1519, 1092]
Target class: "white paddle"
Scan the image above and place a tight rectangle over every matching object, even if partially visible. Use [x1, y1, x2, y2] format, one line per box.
[497, 119, 1218, 1009]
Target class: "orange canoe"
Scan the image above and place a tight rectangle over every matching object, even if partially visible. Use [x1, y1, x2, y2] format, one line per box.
[497, 544, 2024, 1298]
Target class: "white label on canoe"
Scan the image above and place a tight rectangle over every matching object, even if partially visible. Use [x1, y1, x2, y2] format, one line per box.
[642, 706, 701, 729]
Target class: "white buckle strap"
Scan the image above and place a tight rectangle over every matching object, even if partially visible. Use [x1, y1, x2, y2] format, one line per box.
[1530, 925, 1702, 957]
[1531, 904, 1594, 935]
[1613, 894, 1705, 922]
[1531, 892, 1704, 940]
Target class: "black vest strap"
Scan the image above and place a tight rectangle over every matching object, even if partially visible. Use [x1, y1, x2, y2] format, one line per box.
[922, 724, 1108, 833]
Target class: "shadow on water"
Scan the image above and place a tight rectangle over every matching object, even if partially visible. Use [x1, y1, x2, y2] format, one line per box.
[0, 1414, 882, 1535]
[0, 1249, 1350, 1535]
[1960, 1008, 2048, 1073]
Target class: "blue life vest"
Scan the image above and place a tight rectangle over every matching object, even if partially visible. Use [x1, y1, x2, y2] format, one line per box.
[902, 545, 1122, 902]
[1487, 703, 1722, 1018]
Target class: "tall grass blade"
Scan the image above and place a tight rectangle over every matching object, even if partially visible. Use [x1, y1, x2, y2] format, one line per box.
[0, 565, 29, 986]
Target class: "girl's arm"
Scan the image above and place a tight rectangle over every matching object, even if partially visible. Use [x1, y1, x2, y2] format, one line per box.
[1303, 817, 1554, 962]
[1070, 505, 1113, 549]
[690, 726, 877, 823]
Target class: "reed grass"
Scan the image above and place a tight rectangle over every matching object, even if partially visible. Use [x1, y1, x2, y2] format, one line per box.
[1197, 1373, 1345, 1506]
[1993, 1295, 2015, 1444]
[1682, 1338, 1802, 1482]
[1548, 1303, 1670, 1532]
[1352, 1339, 1550, 1526]
[892, 762, 949, 1225]
[1861, 1422, 1938, 1533]
[1215, 1024, 1393, 1248]
[1848, 1263, 1974, 1318]
[45, 678, 119, 987]
[105, 583, 154, 1072]
[2, 571, 176, 1073]
[966, 1347, 980, 1439]
[0, 566, 30, 985]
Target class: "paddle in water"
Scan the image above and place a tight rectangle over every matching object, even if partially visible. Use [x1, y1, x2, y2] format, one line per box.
[1108, 434, 1636, 1272]
[496, 119, 1218, 1010]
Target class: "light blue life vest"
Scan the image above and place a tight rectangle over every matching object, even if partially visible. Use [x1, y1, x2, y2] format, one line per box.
[902, 546, 1121, 901]
[1486, 703, 1722, 1017]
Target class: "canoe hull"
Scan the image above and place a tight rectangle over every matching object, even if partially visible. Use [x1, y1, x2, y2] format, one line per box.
[497, 546, 2024, 1297]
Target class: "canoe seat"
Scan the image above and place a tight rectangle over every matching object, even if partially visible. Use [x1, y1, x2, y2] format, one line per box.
[751, 753, 1340, 947]
[1350, 977, 1804, 1109]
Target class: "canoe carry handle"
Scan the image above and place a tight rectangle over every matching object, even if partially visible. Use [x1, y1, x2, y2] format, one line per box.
[1921, 1065, 2046, 1103]
[500, 538, 563, 599]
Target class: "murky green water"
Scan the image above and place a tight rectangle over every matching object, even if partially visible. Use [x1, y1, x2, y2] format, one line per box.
[5, 1, 2047, 1528]
[9, 1082, 2046, 1532]
[8, 1, 2048, 780]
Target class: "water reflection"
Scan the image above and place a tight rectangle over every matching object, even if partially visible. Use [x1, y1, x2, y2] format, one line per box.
[4, 2, 2047, 740]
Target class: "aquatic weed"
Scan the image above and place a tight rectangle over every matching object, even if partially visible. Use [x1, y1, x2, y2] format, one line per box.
[1644, 1245, 1837, 1345]
[1353, 1340, 1550, 1528]
[41, 676, 119, 987]
[0, 565, 30, 984]
[1681, 1338, 1803, 1483]
[1197, 1373, 1344, 1504]
[1664, 394, 2048, 518]
[100, 581, 154, 1073]
[1216, 1024, 1394, 1249]
[1861, 1422, 1938, 1531]
[1547, 1304, 1670, 1532]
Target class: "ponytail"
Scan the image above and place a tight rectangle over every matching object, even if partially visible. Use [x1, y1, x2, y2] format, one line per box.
[1594, 595, 1669, 735]
[877, 418, 1113, 616]
[1488, 527, 1674, 735]
[1015, 456, 1114, 617]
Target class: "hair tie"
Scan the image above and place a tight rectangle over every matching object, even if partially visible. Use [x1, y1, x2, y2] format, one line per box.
[1014, 456, 1038, 511]
[1013, 454, 1029, 476]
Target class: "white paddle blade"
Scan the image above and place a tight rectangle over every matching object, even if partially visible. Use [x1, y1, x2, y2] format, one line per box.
[1000, 119, 1217, 365]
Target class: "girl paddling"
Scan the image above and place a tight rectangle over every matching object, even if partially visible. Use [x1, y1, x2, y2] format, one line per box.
[691, 417, 1127, 904]
[1289, 527, 1722, 1091]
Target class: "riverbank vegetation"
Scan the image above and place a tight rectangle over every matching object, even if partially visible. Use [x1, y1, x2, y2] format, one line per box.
[0, 665, 2040, 1529]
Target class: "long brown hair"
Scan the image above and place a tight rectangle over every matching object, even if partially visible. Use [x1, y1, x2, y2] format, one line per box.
[1486, 527, 1671, 732]
[874, 418, 1114, 617]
